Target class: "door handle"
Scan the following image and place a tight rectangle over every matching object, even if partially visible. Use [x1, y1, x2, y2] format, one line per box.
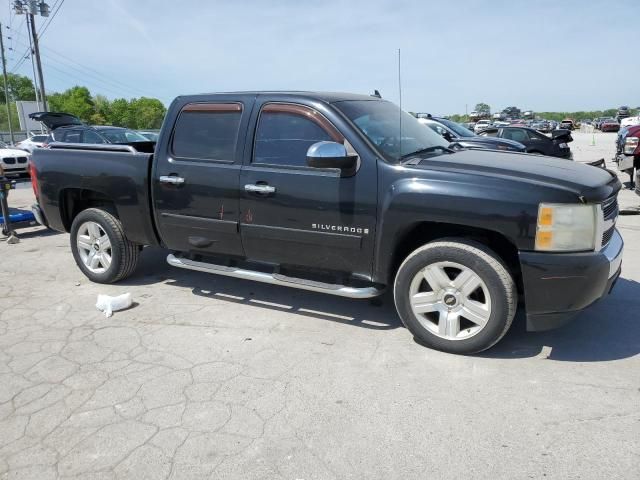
[159, 175, 185, 185]
[244, 184, 276, 194]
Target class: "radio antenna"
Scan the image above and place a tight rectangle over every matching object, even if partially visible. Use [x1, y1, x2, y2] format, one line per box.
[398, 48, 402, 158]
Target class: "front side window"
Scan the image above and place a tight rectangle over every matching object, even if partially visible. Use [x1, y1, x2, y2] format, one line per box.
[100, 129, 148, 143]
[253, 104, 341, 167]
[172, 103, 243, 161]
[503, 128, 529, 143]
[82, 130, 107, 144]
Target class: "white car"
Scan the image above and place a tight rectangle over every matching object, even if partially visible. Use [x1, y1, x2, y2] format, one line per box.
[0, 141, 31, 176]
[620, 116, 640, 128]
[14, 133, 48, 153]
[474, 119, 492, 133]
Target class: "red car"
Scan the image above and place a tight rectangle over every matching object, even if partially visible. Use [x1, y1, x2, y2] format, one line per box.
[600, 118, 620, 132]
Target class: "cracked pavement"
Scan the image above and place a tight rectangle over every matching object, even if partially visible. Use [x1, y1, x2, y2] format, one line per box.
[1, 133, 639, 479]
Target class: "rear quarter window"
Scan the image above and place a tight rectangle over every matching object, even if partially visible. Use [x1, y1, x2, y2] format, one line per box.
[171, 103, 243, 161]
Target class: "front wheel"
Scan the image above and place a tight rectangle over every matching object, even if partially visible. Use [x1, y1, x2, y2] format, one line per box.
[394, 239, 517, 354]
[70, 208, 140, 283]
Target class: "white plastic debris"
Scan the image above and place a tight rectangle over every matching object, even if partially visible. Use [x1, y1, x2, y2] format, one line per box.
[96, 293, 133, 318]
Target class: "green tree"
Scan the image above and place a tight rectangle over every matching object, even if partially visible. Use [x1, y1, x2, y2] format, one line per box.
[47, 86, 95, 122]
[108, 98, 131, 127]
[128, 97, 166, 129]
[474, 103, 491, 117]
[90, 94, 111, 125]
[0, 73, 37, 103]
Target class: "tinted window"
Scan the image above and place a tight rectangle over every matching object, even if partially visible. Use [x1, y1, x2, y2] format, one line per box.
[254, 110, 333, 166]
[502, 128, 529, 143]
[172, 107, 242, 161]
[82, 130, 107, 144]
[526, 130, 547, 141]
[479, 129, 499, 137]
[63, 130, 82, 143]
[100, 129, 148, 143]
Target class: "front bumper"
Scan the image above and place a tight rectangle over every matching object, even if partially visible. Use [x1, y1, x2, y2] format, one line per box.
[519, 229, 623, 331]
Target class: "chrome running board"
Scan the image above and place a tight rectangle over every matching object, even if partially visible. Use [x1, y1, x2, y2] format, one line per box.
[166, 254, 384, 299]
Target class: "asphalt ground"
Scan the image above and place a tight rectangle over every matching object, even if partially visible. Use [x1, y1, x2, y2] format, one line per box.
[1, 131, 638, 479]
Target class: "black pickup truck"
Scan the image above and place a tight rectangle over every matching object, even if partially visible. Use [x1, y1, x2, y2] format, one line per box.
[30, 92, 623, 354]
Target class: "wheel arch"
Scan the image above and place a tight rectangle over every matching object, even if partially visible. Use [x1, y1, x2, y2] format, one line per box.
[385, 221, 523, 295]
[59, 188, 118, 232]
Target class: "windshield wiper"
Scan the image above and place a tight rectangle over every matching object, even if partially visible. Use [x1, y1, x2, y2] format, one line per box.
[400, 145, 455, 161]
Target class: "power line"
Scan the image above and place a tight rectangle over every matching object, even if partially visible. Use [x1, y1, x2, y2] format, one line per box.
[10, 35, 150, 98]
[37, 0, 61, 37]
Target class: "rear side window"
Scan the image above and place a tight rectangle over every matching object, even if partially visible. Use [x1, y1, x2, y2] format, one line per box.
[172, 103, 243, 161]
[253, 104, 342, 167]
[63, 130, 82, 143]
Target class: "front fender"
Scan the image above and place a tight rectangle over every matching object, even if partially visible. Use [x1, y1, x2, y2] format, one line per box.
[373, 168, 544, 282]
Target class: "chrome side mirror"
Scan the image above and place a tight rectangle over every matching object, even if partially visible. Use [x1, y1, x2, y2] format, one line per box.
[306, 141, 357, 177]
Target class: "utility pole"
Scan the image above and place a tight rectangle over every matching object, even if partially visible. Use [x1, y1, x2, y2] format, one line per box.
[0, 23, 15, 144]
[28, 12, 46, 111]
[13, 1, 49, 111]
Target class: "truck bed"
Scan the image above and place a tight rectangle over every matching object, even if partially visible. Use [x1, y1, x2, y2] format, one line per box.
[32, 143, 159, 246]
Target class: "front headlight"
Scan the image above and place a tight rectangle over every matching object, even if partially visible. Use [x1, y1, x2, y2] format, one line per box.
[624, 137, 639, 155]
[535, 203, 597, 251]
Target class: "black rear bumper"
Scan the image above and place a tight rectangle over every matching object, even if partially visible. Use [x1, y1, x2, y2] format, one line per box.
[519, 229, 623, 331]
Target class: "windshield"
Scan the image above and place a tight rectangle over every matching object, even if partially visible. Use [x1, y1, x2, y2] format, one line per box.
[436, 118, 475, 137]
[100, 129, 148, 143]
[335, 100, 449, 161]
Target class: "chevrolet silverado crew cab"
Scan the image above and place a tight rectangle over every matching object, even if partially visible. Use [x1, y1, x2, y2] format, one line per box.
[30, 92, 623, 354]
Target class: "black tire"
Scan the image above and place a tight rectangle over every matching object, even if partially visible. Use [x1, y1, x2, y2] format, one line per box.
[70, 208, 140, 283]
[394, 239, 517, 354]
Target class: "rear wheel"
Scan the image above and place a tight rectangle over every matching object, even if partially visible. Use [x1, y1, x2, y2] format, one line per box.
[70, 208, 140, 283]
[394, 239, 517, 354]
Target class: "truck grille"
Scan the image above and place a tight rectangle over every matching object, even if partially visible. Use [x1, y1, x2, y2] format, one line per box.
[602, 195, 618, 220]
[600, 195, 618, 248]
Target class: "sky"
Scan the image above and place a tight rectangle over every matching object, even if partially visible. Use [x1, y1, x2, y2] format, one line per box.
[2, 0, 638, 116]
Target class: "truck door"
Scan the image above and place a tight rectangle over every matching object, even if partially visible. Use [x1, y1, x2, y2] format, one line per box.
[239, 99, 378, 280]
[152, 96, 254, 257]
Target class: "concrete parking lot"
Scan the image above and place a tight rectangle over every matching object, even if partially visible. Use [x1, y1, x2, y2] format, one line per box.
[1, 132, 638, 479]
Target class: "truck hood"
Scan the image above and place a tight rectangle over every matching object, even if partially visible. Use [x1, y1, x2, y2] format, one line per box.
[415, 149, 620, 201]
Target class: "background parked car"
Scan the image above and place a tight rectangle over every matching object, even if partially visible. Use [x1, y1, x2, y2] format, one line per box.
[617, 106, 630, 123]
[29, 112, 156, 153]
[600, 118, 620, 132]
[615, 123, 640, 188]
[0, 141, 31, 176]
[478, 126, 573, 159]
[473, 119, 492, 133]
[559, 119, 575, 130]
[417, 117, 526, 152]
[14, 133, 48, 153]
[137, 131, 159, 141]
[620, 116, 640, 128]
